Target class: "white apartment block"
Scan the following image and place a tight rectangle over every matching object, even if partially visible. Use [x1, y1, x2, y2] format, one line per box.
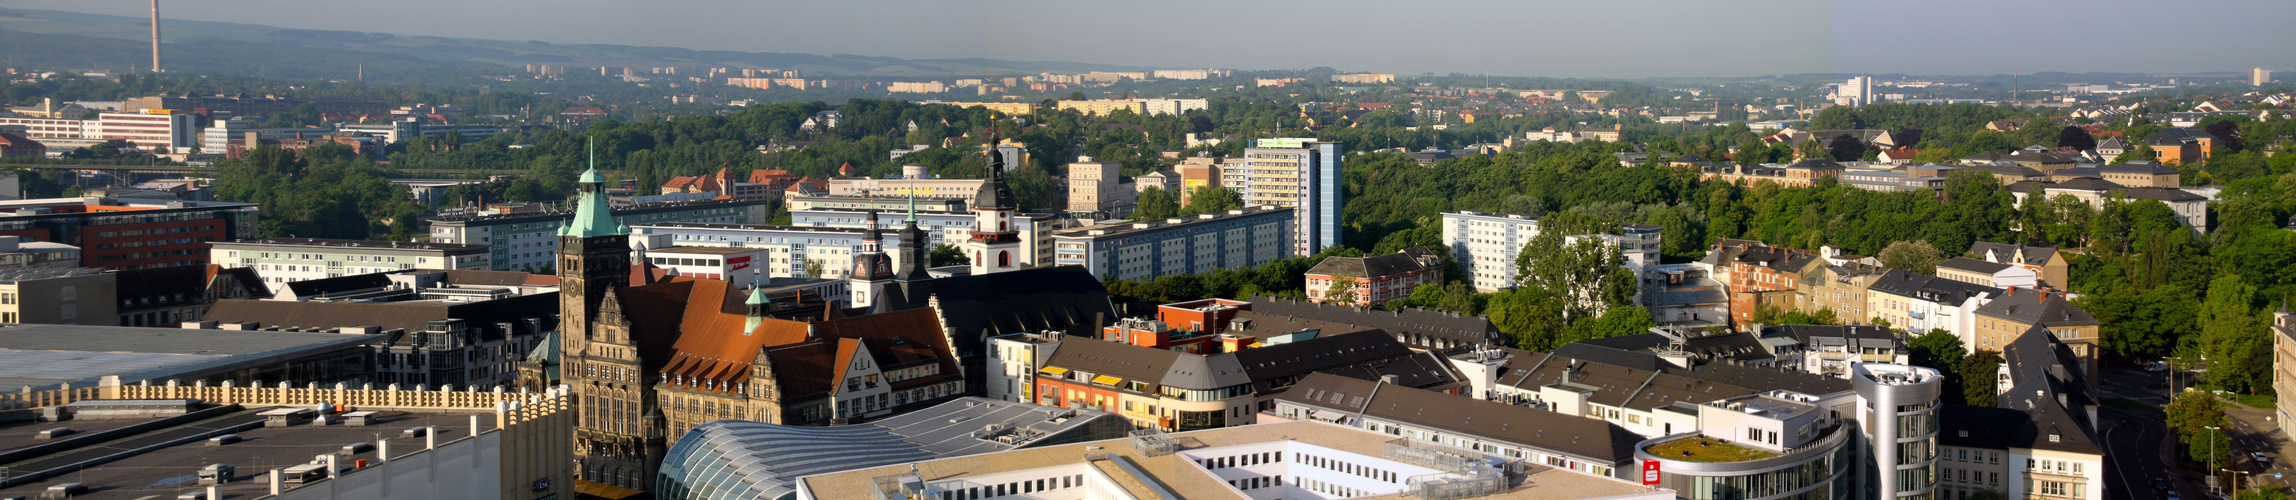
[630, 222, 909, 281]
[1441, 211, 1541, 292]
[0, 112, 197, 151]
[427, 199, 766, 272]
[213, 238, 491, 293]
[1240, 139, 1344, 256]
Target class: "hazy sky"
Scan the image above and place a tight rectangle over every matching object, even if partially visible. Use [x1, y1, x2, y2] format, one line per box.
[15, 0, 2296, 78]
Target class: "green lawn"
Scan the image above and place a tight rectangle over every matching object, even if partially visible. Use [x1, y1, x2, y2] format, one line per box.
[1644, 437, 1778, 463]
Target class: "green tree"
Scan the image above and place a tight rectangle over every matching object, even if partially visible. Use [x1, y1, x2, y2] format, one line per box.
[803, 259, 824, 278]
[1322, 273, 1361, 306]
[2199, 273, 2270, 393]
[1959, 350, 2003, 407]
[929, 244, 966, 267]
[1180, 185, 1242, 215]
[1908, 329, 1968, 403]
[1876, 240, 1946, 274]
[1133, 186, 1178, 221]
[2056, 126, 2096, 151]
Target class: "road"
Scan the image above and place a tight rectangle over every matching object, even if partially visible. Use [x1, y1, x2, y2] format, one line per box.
[2097, 361, 2292, 498]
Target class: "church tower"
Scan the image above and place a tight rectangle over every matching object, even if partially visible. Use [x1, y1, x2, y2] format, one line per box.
[559, 138, 630, 352]
[848, 210, 896, 310]
[556, 139, 661, 491]
[964, 136, 1023, 276]
[893, 190, 934, 306]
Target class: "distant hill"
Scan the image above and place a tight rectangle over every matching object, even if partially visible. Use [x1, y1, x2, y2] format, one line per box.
[0, 7, 1154, 77]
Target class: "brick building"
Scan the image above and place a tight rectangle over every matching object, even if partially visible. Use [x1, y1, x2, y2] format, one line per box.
[0, 198, 258, 270]
[1302, 247, 1442, 306]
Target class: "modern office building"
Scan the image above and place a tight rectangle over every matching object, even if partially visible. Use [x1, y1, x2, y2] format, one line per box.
[790, 207, 1064, 267]
[1270, 373, 1645, 480]
[0, 236, 81, 268]
[786, 420, 1674, 500]
[0, 197, 259, 270]
[784, 193, 966, 212]
[1049, 206, 1293, 282]
[653, 397, 1130, 500]
[125, 93, 390, 118]
[1627, 363, 1939, 500]
[426, 198, 768, 272]
[827, 165, 987, 201]
[1241, 138, 1344, 256]
[630, 223, 910, 281]
[0, 323, 379, 390]
[213, 238, 492, 293]
[0, 111, 197, 151]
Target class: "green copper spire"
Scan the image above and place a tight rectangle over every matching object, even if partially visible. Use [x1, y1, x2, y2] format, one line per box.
[905, 176, 917, 223]
[564, 136, 623, 238]
[745, 285, 769, 306]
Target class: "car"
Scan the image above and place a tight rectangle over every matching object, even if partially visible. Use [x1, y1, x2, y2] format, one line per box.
[2163, 489, 2180, 500]
[2146, 361, 2170, 372]
[2153, 477, 2170, 490]
[2252, 452, 2271, 464]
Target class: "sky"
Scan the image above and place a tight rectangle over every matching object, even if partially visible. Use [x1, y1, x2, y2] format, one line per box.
[13, 0, 2296, 78]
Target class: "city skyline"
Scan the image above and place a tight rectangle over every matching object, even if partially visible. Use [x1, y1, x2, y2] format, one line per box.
[10, 0, 2294, 79]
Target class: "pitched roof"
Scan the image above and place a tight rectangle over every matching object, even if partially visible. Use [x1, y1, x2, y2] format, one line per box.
[1967, 242, 2059, 265]
[1866, 269, 2000, 305]
[114, 265, 213, 310]
[1278, 373, 1642, 463]
[1303, 248, 1434, 278]
[279, 272, 393, 298]
[1245, 296, 1501, 347]
[927, 266, 1116, 355]
[2099, 162, 2179, 175]
[1994, 325, 2104, 454]
[1936, 257, 2013, 275]
[1975, 288, 2097, 326]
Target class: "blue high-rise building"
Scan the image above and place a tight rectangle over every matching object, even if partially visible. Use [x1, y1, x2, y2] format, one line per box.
[1242, 138, 1344, 256]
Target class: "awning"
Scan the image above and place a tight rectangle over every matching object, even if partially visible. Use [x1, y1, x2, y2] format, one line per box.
[1092, 375, 1123, 386]
[1039, 367, 1069, 375]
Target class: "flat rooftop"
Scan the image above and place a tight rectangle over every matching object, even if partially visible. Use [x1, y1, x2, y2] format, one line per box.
[1050, 205, 1293, 239]
[1642, 435, 1778, 463]
[0, 409, 491, 500]
[647, 246, 766, 255]
[214, 238, 487, 252]
[0, 325, 380, 389]
[798, 420, 1665, 500]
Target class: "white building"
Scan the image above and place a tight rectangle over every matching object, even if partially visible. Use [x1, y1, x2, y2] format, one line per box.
[1240, 139, 1344, 256]
[1441, 211, 1541, 292]
[212, 238, 491, 293]
[1842, 76, 1878, 107]
[426, 198, 769, 272]
[630, 222, 909, 281]
[0, 111, 197, 151]
[1867, 270, 2001, 345]
[788, 207, 1064, 268]
[637, 246, 773, 287]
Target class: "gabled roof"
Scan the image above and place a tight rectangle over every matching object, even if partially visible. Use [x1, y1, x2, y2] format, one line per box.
[1866, 269, 2000, 305]
[203, 293, 557, 342]
[1968, 242, 2059, 265]
[2099, 162, 2179, 175]
[1246, 296, 1500, 347]
[1994, 325, 2103, 454]
[927, 266, 1115, 354]
[1975, 288, 2097, 326]
[1304, 248, 1434, 278]
[1936, 257, 2013, 275]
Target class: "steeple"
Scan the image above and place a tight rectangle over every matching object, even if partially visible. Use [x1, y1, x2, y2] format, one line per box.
[562, 137, 623, 238]
[744, 281, 770, 332]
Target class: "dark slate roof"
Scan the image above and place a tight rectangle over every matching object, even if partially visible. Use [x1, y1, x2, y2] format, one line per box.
[2117, 187, 2206, 202]
[1763, 325, 1900, 352]
[1960, 163, 2048, 178]
[1247, 296, 1501, 347]
[203, 293, 558, 338]
[114, 265, 213, 312]
[1936, 257, 2013, 275]
[2049, 167, 2102, 179]
[1041, 330, 1447, 394]
[1976, 288, 2098, 326]
[1732, 245, 1820, 273]
[1995, 324, 2104, 454]
[1936, 403, 2027, 450]
[1041, 335, 1194, 386]
[928, 266, 1117, 356]
[281, 272, 394, 298]
[1278, 373, 1642, 464]
[1785, 159, 1845, 171]
[1867, 269, 2000, 305]
[1232, 331, 1442, 394]
[1575, 332, 1776, 364]
[1221, 311, 1381, 341]
[1967, 242, 2059, 265]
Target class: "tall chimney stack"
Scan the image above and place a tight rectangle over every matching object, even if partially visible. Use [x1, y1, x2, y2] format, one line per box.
[149, 0, 162, 73]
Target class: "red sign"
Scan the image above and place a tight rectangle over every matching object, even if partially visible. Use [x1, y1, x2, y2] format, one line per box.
[727, 256, 752, 264]
[1641, 461, 1661, 486]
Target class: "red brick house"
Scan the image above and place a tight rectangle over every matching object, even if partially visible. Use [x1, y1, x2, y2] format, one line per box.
[1304, 247, 1442, 306]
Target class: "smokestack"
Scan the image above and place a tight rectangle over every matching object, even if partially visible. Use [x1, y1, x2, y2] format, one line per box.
[149, 0, 161, 73]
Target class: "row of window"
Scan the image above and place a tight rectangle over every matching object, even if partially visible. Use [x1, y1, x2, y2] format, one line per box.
[937, 473, 1086, 500]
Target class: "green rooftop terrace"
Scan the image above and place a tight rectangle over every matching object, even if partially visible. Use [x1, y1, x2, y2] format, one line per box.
[1644, 435, 1779, 463]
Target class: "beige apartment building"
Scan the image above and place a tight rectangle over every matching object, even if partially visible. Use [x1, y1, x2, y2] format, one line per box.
[0, 267, 117, 325]
[1064, 159, 1126, 216]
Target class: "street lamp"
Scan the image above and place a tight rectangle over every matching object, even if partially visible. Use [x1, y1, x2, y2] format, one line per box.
[2224, 469, 2252, 495]
[2206, 425, 2224, 495]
